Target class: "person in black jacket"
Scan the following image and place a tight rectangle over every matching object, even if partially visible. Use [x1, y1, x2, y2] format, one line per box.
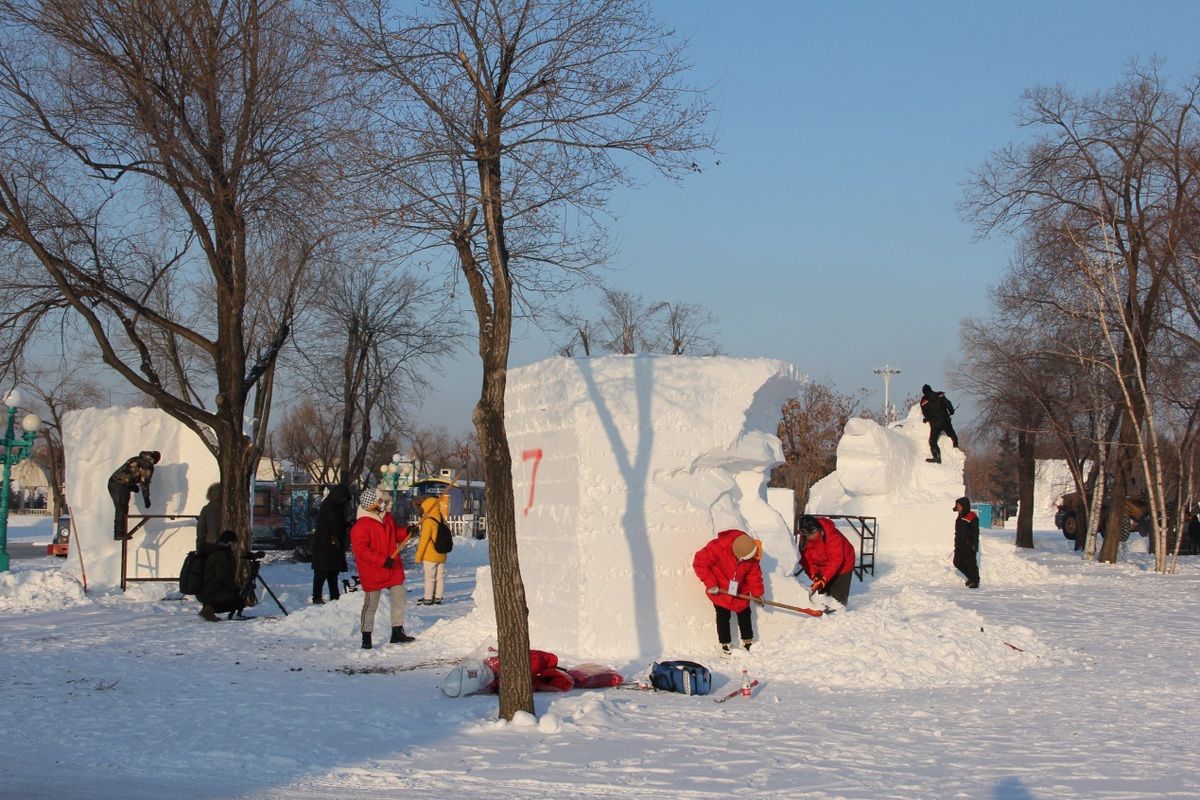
[107, 450, 160, 540]
[198, 531, 246, 621]
[953, 496, 980, 588]
[920, 384, 959, 464]
[311, 485, 351, 604]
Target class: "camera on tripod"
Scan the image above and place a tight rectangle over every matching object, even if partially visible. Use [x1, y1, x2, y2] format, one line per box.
[242, 550, 266, 561]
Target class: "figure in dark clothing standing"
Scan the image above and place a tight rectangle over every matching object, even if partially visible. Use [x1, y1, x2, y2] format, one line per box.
[920, 384, 958, 464]
[311, 485, 351, 604]
[107, 450, 160, 540]
[953, 496, 980, 588]
[194, 483, 223, 554]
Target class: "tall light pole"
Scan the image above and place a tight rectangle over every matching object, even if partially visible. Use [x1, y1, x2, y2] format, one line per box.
[873, 365, 902, 424]
[0, 389, 42, 572]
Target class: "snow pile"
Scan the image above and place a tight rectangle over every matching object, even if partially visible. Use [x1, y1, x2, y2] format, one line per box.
[0, 562, 89, 611]
[469, 356, 806, 661]
[754, 583, 1054, 690]
[61, 407, 220, 589]
[806, 404, 965, 553]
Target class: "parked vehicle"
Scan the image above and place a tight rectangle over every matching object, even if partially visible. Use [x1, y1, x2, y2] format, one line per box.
[252, 484, 318, 550]
[1055, 492, 1150, 542]
[46, 514, 70, 557]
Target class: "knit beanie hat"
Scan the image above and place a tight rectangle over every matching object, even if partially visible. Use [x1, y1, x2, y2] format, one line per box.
[731, 533, 757, 560]
[359, 487, 380, 510]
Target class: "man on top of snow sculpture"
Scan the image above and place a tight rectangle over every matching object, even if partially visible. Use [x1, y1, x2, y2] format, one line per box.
[952, 497, 981, 589]
[796, 515, 856, 607]
[920, 384, 959, 464]
[693, 529, 765, 655]
[107, 449, 160, 540]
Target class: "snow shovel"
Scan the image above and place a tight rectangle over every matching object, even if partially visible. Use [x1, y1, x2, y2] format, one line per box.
[720, 591, 830, 617]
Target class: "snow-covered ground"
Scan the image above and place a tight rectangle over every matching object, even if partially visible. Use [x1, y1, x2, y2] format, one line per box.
[2, 527, 1197, 800]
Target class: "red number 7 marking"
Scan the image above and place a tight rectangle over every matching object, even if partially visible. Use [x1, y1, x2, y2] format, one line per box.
[521, 448, 543, 516]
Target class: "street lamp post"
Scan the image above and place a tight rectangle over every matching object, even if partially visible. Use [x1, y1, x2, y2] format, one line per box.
[0, 389, 42, 573]
[379, 453, 415, 525]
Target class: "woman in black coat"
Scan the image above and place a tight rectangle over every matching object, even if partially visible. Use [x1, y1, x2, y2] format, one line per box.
[311, 485, 351, 604]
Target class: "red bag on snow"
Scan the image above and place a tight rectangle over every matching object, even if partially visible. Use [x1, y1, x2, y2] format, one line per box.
[566, 663, 624, 688]
[484, 649, 571, 692]
[533, 667, 575, 692]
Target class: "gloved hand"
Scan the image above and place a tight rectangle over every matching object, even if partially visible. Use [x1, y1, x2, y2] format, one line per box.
[706, 586, 719, 595]
[383, 556, 394, 569]
[811, 577, 827, 593]
[752, 595, 765, 606]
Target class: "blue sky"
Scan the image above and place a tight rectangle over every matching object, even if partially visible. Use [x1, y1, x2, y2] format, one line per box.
[419, 1, 1200, 434]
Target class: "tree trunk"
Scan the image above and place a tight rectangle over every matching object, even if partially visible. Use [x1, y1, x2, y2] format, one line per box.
[472, 133, 534, 720]
[215, 422, 257, 585]
[1015, 430, 1035, 548]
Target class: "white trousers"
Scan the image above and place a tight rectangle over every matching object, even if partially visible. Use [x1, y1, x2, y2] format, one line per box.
[360, 584, 406, 633]
[423, 561, 446, 600]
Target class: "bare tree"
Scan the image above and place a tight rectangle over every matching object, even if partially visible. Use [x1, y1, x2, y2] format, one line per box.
[286, 248, 460, 490]
[771, 381, 869, 516]
[275, 401, 343, 486]
[552, 289, 721, 356]
[0, 0, 354, 571]
[328, 0, 713, 719]
[963, 64, 1200, 569]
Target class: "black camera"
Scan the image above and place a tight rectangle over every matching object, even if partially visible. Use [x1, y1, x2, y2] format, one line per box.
[243, 550, 266, 561]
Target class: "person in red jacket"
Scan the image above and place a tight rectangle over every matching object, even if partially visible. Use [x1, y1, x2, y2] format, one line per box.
[350, 488, 413, 649]
[693, 529, 765, 654]
[796, 515, 856, 607]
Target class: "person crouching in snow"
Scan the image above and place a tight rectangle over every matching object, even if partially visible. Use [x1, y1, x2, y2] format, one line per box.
[198, 531, 245, 621]
[953, 496, 981, 588]
[693, 529, 764, 654]
[350, 488, 414, 649]
[796, 515, 856, 607]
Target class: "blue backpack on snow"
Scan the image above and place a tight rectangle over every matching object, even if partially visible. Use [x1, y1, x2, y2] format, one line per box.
[649, 660, 712, 695]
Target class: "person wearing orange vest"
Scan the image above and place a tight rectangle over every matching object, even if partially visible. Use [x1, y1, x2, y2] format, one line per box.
[953, 496, 980, 588]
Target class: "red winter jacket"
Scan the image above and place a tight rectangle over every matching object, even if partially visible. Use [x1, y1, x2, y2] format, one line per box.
[692, 529, 764, 612]
[799, 517, 856, 583]
[350, 511, 410, 592]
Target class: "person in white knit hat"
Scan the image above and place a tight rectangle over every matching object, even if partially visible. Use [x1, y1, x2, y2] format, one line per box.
[349, 488, 413, 649]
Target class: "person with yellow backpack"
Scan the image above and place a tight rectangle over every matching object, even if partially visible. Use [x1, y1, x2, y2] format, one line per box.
[415, 495, 450, 605]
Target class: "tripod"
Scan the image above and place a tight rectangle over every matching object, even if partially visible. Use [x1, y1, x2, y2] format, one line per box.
[238, 555, 289, 617]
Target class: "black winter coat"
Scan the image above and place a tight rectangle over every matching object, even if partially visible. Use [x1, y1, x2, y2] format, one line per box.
[311, 486, 350, 573]
[198, 547, 241, 607]
[920, 389, 955, 426]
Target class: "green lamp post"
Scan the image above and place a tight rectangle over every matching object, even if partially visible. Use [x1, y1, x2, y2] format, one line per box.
[379, 453, 414, 523]
[0, 388, 43, 573]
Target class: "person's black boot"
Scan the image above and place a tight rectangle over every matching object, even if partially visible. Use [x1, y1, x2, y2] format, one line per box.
[361, 632, 372, 650]
[390, 626, 415, 644]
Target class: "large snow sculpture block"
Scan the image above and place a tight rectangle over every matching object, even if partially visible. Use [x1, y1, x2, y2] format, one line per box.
[498, 355, 807, 661]
[807, 404, 965, 554]
[61, 408, 219, 590]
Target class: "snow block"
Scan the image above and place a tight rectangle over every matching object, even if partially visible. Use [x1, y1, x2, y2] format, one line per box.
[806, 404, 965, 554]
[485, 355, 807, 661]
[61, 407, 219, 589]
